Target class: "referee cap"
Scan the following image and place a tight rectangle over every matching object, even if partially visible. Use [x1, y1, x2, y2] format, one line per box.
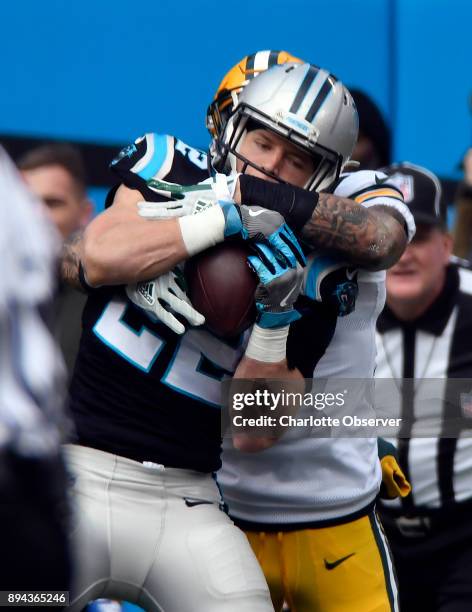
[380, 162, 447, 227]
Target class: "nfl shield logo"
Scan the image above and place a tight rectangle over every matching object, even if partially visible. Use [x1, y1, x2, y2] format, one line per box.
[388, 173, 415, 203]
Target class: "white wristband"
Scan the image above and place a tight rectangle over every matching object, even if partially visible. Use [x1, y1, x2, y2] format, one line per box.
[245, 324, 290, 363]
[178, 205, 225, 256]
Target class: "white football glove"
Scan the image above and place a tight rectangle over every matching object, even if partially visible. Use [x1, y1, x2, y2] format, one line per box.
[126, 269, 205, 335]
[137, 173, 239, 219]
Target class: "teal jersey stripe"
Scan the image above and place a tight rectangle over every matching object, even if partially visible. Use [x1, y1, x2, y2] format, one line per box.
[138, 134, 170, 181]
[305, 255, 342, 300]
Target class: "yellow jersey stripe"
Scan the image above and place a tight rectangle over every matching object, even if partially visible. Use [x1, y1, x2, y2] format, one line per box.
[355, 188, 404, 204]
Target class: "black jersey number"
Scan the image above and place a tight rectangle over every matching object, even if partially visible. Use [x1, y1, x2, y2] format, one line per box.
[93, 297, 243, 406]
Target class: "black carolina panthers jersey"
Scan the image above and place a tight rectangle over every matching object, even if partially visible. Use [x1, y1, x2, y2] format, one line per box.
[69, 133, 338, 472]
[70, 134, 243, 473]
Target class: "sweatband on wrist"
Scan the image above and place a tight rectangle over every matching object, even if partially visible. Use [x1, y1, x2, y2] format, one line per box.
[238, 174, 319, 230]
[245, 324, 289, 363]
[178, 205, 225, 256]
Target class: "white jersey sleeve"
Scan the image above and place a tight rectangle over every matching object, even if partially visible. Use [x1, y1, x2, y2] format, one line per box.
[335, 170, 416, 242]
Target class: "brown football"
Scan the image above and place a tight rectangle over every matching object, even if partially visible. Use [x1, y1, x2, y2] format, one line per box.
[185, 242, 258, 338]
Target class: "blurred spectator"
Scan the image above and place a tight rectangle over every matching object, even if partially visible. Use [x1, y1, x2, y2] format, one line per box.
[18, 143, 93, 377]
[452, 148, 472, 262]
[0, 146, 71, 594]
[350, 88, 391, 169]
[375, 162, 472, 611]
[18, 143, 92, 239]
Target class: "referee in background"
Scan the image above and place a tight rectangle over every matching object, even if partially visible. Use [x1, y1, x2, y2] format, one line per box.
[375, 162, 472, 611]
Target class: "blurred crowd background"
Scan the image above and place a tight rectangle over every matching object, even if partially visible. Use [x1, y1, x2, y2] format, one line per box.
[1, 0, 470, 216]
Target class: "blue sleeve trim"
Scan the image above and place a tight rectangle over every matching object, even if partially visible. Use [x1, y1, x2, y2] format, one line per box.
[137, 134, 170, 181]
[258, 310, 301, 328]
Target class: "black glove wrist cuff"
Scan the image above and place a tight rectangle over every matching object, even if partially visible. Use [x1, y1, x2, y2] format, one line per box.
[238, 174, 319, 230]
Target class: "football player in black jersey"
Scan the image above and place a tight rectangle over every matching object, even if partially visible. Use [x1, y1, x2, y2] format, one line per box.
[63, 52, 314, 610]
[61, 54, 411, 612]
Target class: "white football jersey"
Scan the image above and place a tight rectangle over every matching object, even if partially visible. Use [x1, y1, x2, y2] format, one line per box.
[218, 169, 415, 524]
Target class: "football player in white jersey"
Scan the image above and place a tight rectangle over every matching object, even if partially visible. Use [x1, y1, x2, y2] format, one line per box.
[61, 54, 413, 611]
[210, 63, 413, 612]
[0, 147, 71, 594]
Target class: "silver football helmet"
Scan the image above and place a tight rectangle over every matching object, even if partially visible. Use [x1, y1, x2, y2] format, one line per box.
[211, 62, 359, 192]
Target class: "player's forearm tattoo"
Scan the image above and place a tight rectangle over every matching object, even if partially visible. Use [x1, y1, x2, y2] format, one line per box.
[300, 194, 407, 270]
[61, 229, 85, 291]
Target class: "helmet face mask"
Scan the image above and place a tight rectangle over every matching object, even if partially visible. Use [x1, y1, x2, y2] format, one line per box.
[215, 102, 343, 191]
[210, 62, 359, 193]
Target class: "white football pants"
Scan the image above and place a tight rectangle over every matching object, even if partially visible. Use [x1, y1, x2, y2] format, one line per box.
[64, 444, 273, 611]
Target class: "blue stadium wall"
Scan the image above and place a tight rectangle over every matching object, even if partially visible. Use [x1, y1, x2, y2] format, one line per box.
[1, 0, 470, 211]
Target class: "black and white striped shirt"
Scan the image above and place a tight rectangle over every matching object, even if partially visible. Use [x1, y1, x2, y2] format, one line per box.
[375, 263, 472, 512]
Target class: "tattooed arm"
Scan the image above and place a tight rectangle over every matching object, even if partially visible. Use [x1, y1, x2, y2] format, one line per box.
[300, 194, 407, 271]
[234, 174, 408, 271]
[60, 229, 85, 291]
